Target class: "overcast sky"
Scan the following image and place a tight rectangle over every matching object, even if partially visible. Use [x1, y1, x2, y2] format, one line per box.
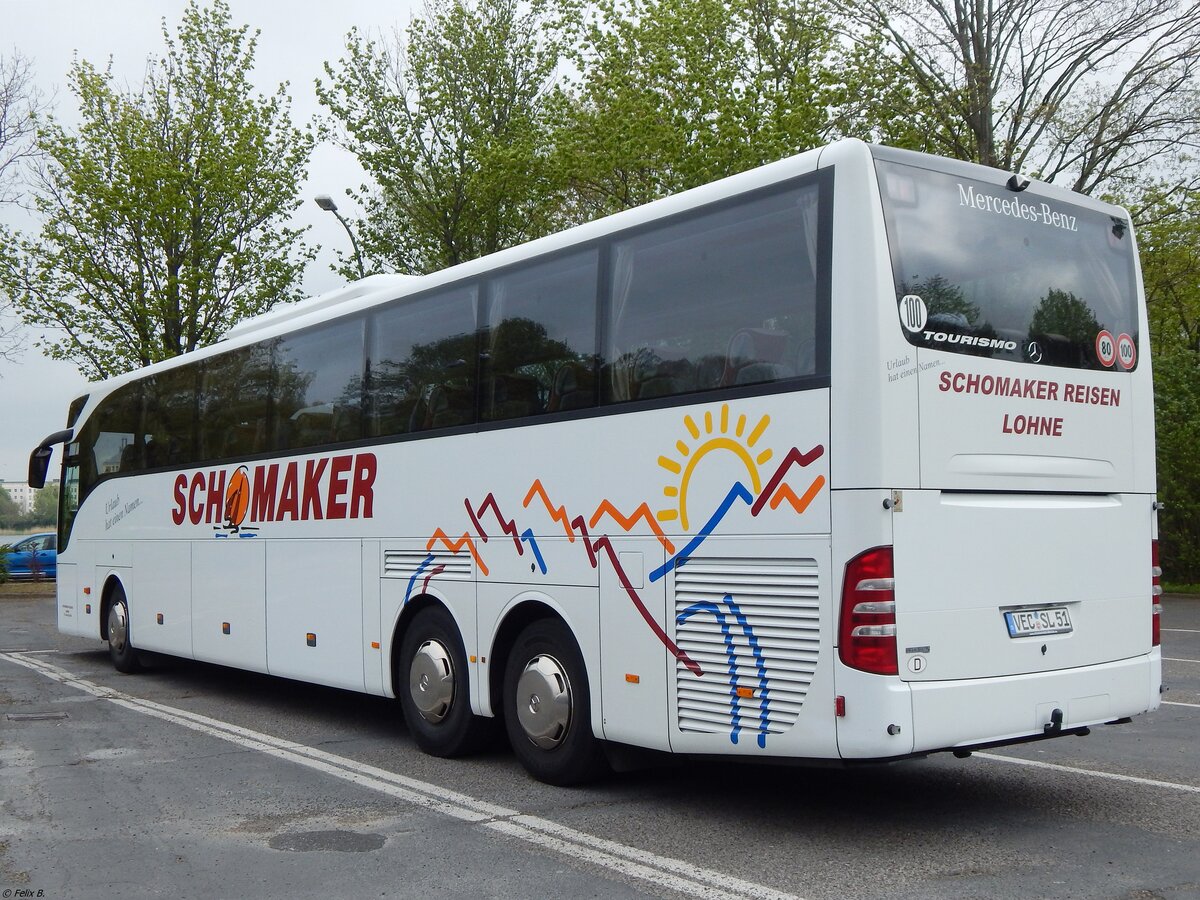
[0, 0, 419, 483]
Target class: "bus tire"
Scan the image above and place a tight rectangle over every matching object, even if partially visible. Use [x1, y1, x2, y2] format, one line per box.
[106, 584, 141, 674]
[503, 618, 608, 786]
[398, 605, 492, 758]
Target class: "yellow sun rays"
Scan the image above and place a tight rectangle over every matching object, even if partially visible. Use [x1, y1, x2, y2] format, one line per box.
[657, 404, 770, 531]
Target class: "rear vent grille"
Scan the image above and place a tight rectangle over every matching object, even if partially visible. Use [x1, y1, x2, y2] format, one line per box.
[674, 557, 819, 747]
[383, 549, 473, 580]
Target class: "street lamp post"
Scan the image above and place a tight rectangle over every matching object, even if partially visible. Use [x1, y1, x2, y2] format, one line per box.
[314, 194, 366, 280]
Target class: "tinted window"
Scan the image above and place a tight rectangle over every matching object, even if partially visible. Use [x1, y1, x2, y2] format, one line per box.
[367, 285, 478, 436]
[144, 366, 198, 468]
[483, 250, 599, 421]
[877, 160, 1140, 370]
[603, 184, 822, 404]
[199, 343, 274, 460]
[90, 382, 150, 476]
[70, 382, 148, 508]
[274, 318, 365, 450]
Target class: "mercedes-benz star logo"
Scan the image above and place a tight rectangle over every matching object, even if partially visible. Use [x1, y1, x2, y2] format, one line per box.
[1026, 341, 1043, 363]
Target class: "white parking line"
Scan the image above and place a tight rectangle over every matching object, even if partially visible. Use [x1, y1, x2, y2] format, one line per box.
[1163, 700, 1200, 709]
[976, 752, 1200, 794]
[1163, 628, 1200, 633]
[1163, 657, 1200, 663]
[0, 651, 799, 900]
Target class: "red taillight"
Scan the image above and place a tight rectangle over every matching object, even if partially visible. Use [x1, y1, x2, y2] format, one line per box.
[839, 546, 898, 675]
[1152, 540, 1162, 647]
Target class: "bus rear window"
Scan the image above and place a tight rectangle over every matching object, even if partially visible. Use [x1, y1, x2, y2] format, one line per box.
[876, 159, 1140, 371]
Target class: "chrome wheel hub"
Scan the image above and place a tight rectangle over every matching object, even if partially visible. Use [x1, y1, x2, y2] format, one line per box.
[108, 602, 128, 654]
[515, 654, 572, 749]
[409, 639, 455, 724]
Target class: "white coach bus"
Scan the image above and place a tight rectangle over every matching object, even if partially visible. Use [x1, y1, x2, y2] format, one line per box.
[30, 139, 1162, 784]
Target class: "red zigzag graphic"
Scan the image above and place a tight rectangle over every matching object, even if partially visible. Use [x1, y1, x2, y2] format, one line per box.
[751, 444, 825, 516]
[466, 493, 525, 555]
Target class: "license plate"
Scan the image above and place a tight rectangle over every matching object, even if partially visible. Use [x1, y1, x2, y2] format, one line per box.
[1004, 606, 1073, 638]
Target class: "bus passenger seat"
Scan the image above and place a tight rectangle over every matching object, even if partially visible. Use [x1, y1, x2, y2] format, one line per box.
[427, 383, 473, 429]
[487, 373, 542, 420]
[722, 328, 794, 386]
[634, 354, 694, 399]
[548, 363, 594, 411]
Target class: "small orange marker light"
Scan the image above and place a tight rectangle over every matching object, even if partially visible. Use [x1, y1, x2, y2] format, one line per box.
[371, 641, 381, 650]
[156, 613, 164, 625]
[306, 633, 317, 647]
[222, 622, 231, 635]
[736, 686, 753, 699]
[83, 587, 91, 596]
[469, 655, 477, 663]
[625, 674, 640, 684]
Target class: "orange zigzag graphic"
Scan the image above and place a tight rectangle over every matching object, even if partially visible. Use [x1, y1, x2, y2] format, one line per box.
[427, 528, 490, 577]
[769, 474, 826, 514]
[522, 479, 578, 542]
[590, 500, 676, 554]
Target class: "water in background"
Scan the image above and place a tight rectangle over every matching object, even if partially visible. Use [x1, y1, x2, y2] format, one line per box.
[0, 531, 43, 545]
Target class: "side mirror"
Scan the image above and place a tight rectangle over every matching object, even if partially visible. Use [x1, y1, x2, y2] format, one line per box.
[28, 429, 74, 489]
[28, 446, 53, 489]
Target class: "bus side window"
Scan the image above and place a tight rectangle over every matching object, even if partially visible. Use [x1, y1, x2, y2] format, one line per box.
[603, 182, 822, 404]
[273, 317, 365, 451]
[199, 344, 274, 462]
[368, 286, 478, 437]
[145, 365, 199, 468]
[482, 249, 599, 423]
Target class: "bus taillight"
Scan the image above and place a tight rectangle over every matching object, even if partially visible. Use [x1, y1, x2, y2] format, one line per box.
[1152, 540, 1162, 647]
[839, 546, 898, 675]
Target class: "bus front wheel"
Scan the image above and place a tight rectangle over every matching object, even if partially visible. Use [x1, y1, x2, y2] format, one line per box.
[503, 618, 608, 786]
[398, 605, 492, 757]
[106, 584, 141, 674]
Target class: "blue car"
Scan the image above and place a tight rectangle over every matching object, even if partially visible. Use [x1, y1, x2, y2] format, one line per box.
[4, 532, 57, 580]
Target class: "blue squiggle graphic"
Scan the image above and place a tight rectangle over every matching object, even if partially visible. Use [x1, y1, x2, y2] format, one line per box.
[676, 595, 772, 748]
[521, 529, 547, 574]
[405, 553, 437, 605]
[678, 600, 743, 744]
[723, 594, 771, 748]
[649, 482, 755, 582]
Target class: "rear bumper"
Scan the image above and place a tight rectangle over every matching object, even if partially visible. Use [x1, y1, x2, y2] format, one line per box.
[908, 650, 1161, 753]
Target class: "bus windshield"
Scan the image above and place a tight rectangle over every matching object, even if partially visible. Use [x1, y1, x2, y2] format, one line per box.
[876, 158, 1140, 371]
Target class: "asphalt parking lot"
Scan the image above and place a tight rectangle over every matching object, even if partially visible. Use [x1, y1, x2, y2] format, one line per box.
[1, 586, 1197, 900]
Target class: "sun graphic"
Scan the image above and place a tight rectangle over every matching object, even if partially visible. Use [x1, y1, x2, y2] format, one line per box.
[656, 403, 773, 531]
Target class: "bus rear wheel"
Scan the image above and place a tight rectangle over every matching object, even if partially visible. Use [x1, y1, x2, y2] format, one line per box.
[503, 618, 608, 786]
[398, 605, 492, 757]
[106, 584, 141, 674]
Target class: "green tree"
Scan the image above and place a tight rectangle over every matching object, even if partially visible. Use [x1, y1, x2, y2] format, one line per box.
[0, 50, 44, 209]
[0, 485, 19, 525]
[1139, 185, 1200, 353]
[1152, 346, 1200, 582]
[0, 0, 314, 379]
[844, 0, 1200, 195]
[317, 0, 573, 275]
[1030, 289, 1103, 342]
[1134, 185, 1200, 583]
[31, 484, 59, 526]
[552, 0, 932, 216]
[0, 50, 48, 366]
